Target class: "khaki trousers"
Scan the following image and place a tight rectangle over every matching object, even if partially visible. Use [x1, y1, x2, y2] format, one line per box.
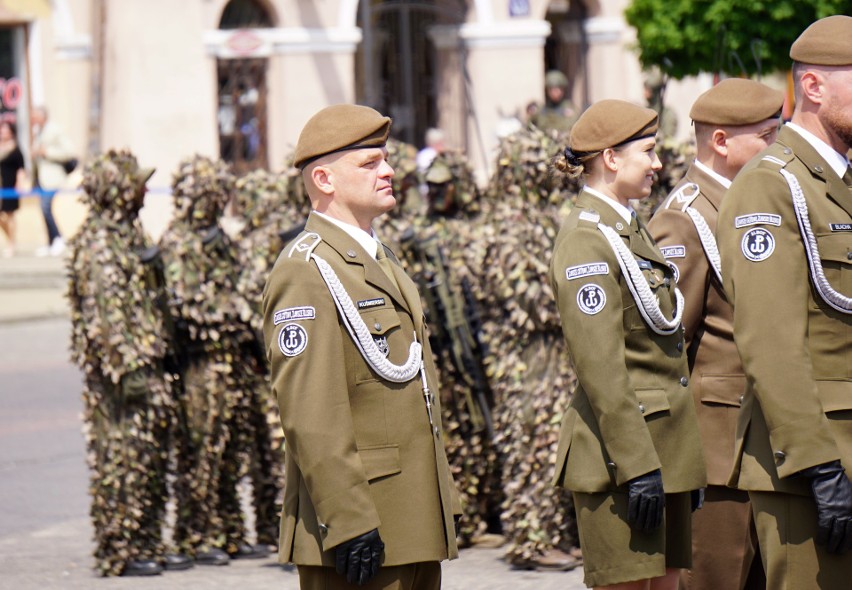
[298, 562, 441, 590]
[751, 490, 852, 590]
[680, 485, 764, 590]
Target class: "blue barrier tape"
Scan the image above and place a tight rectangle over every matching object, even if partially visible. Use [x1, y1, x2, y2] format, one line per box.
[0, 187, 174, 198]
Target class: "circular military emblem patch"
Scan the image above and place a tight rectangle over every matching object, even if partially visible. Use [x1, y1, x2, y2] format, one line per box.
[741, 228, 775, 262]
[577, 284, 606, 315]
[668, 261, 680, 282]
[278, 323, 308, 357]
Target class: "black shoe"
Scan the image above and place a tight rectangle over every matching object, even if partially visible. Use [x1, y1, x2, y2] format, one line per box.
[195, 548, 230, 566]
[121, 559, 163, 576]
[229, 543, 270, 559]
[162, 553, 194, 571]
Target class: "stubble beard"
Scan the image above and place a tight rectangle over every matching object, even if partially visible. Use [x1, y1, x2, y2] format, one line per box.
[821, 97, 852, 151]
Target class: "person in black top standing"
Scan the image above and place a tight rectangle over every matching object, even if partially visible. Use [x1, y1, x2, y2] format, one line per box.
[0, 120, 25, 257]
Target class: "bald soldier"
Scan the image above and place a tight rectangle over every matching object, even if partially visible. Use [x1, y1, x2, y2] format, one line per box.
[648, 79, 783, 590]
[717, 16, 852, 588]
[262, 104, 461, 590]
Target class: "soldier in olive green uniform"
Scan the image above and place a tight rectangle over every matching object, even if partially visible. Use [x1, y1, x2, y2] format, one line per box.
[549, 100, 706, 588]
[262, 105, 461, 590]
[718, 16, 852, 588]
[67, 150, 192, 577]
[530, 70, 579, 134]
[648, 78, 784, 590]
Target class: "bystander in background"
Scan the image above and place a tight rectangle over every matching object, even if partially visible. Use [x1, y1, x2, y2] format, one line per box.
[31, 106, 74, 257]
[0, 120, 26, 257]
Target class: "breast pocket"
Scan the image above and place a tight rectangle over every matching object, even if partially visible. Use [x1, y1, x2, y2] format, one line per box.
[811, 233, 851, 310]
[356, 307, 403, 384]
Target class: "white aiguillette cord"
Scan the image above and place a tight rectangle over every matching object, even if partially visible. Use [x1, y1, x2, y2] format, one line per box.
[597, 223, 685, 335]
[781, 168, 852, 314]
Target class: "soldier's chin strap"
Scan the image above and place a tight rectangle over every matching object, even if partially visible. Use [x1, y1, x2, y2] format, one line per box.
[311, 253, 423, 383]
[781, 168, 852, 315]
[597, 223, 685, 335]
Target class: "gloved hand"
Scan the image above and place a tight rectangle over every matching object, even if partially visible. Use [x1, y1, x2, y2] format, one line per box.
[627, 469, 665, 532]
[334, 529, 384, 585]
[454, 514, 461, 538]
[798, 460, 852, 554]
[691, 488, 705, 512]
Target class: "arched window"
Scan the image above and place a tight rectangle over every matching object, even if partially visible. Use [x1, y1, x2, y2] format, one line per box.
[217, 0, 274, 172]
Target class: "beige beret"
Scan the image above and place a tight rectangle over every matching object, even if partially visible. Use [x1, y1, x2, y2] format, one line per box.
[690, 79, 784, 126]
[790, 15, 852, 66]
[569, 99, 659, 153]
[294, 104, 391, 169]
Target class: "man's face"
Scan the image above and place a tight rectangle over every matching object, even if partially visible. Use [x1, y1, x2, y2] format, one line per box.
[328, 147, 396, 226]
[724, 118, 779, 174]
[819, 66, 852, 150]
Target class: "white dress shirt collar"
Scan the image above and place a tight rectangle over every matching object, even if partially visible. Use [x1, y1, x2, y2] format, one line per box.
[583, 185, 635, 224]
[787, 122, 850, 180]
[314, 210, 379, 259]
[693, 159, 731, 189]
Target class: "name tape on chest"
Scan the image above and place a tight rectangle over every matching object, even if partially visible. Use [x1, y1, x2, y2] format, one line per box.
[830, 223, 852, 232]
[577, 284, 607, 315]
[735, 213, 782, 228]
[273, 306, 316, 325]
[741, 227, 776, 262]
[357, 297, 386, 310]
[659, 245, 686, 259]
[278, 323, 309, 357]
[566, 262, 609, 281]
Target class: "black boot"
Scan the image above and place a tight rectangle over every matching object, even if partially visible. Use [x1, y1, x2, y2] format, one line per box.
[229, 543, 270, 559]
[162, 553, 194, 571]
[195, 548, 230, 566]
[121, 559, 163, 576]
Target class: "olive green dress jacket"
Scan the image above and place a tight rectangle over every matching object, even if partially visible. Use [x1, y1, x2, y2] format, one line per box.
[718, 125, 852, 494]
[549, 190, 706, 493]
[262, 212, 461, 567]
[648, 164, 746, 486]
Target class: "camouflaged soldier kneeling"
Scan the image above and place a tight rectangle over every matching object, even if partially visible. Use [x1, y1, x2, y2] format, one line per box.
[67, 150, 193, 576]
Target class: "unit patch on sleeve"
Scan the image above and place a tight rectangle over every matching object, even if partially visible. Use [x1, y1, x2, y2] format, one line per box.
[273, 306, 316, 325]
[278, 323, 309, 357]
[659, 245, 686, 259]
[741, 228, 776, 262]
[735, 213, 782, 228]
[577, 284, 607, 315]
[357, 297, 386, 310]
[566, 262, 609, 281]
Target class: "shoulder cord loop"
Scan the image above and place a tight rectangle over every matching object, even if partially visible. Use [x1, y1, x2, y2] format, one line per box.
[781, 168, 852, 314]
[597, 223, 685, 335]
[684, 207, 723, 285]
[311, 253, 423, 382]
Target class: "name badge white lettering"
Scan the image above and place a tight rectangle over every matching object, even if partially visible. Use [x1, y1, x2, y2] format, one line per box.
[566, 262, 609, 281]
[274, 306, 316, 325]
[735, 213, 782, 228]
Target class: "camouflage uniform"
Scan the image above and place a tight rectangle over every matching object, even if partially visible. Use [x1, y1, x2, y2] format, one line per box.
[475, 126, 583, 569]
[529, 71, 580, 134]
[232, 167, 311, 546]
[380, 150, 503, 546]
[67, 150, 175, 576]
[158, 156, 265, 559]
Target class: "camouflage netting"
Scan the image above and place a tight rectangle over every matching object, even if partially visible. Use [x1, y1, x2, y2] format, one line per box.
[473, 125, 582, 566]
[158, 155, 277, 555]
[385, 138, 426, 218]
[67, 149, 175, 575]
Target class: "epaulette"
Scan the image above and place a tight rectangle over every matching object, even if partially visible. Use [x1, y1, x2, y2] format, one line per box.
[576, 209, 601, 228]
[278, 221, 307, 247]
[287, 231, 322, 261]
[662, 182, 700, 212]
[757, 144, 795, 170]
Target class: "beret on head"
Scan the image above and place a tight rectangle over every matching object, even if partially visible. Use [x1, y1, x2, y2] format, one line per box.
[294, 104, 391, 169]
[690, 79, 784, 126]
[790, 15, 852, 66]
[569, 99, 659, 153]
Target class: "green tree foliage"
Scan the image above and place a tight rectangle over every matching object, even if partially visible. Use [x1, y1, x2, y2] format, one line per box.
[625, 0, 852, 79]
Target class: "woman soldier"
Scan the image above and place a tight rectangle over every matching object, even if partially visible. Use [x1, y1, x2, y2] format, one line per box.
[548, 100, 706, 589]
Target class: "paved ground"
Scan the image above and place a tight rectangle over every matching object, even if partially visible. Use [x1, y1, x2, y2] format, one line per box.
[0, 292, 588, 589]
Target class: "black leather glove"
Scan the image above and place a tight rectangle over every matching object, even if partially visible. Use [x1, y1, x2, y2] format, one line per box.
[798, 460, 852, 554]
[454, 514, 461, 538]
[691, 488, 705, 512]
[334, 529, 384, 585]
[627, 469, 665, 532]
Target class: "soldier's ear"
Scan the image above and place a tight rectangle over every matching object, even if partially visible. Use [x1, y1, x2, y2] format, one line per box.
[601, 148, 618, 173]
[310, 164, 336, 196]
[711, 129, 728, 158]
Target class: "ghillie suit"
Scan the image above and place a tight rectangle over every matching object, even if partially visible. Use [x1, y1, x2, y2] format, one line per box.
[379, 149, 503, 547]
[232, 167, 311, 546]
[473, 126, 582, 569]
[67, 150, 174, 576]
[159, 155, 267, 559]
[386, 138, 425, 217]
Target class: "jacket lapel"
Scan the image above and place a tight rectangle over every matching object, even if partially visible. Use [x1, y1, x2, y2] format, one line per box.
[781, 127, 852, 219]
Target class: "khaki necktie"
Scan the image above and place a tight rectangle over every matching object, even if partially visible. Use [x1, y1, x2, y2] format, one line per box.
[375, 243, 400, 291]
